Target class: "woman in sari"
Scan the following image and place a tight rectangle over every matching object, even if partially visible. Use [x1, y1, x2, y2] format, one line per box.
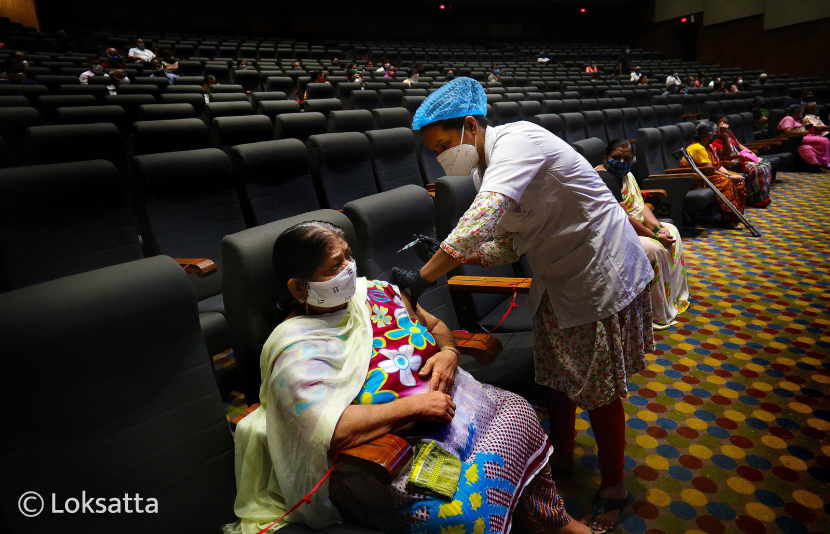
[230, 221, 590, 534]
[681, 121, 748, 229]
[596, 139, 690, 329]
[709, 113, 772, 207]
[777, 104, 830, 173]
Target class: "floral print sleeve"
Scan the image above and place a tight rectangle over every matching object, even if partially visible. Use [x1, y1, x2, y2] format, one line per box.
[476, 232, 520, 268]
[440, 191, 516, 264]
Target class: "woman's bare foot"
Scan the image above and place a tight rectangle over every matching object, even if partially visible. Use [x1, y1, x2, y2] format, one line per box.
[580, 482, 626, 533]
[550, 453, 577, 474]
[557, 518, 594, 533]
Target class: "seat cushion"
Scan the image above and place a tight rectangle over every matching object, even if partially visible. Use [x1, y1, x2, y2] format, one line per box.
[684, 188, 715, 212]
[478, 293, 533, 333]
[198, 292, 225, 315]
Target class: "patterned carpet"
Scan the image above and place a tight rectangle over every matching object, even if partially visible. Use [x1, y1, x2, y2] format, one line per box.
[218, 171, 830, 534]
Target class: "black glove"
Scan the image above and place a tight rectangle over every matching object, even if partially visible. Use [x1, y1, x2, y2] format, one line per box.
[390, 267, 435, 309]
[411, 234, 441, 263]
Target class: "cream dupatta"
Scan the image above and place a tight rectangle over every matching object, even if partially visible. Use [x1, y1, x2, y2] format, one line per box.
[229, 279, 372, 534]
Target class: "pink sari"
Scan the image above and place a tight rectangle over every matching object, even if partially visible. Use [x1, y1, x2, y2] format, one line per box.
[778, 115, 830, 166]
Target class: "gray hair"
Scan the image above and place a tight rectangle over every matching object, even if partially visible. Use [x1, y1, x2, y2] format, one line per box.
[694, 120, 717, 142]
[787, 104, 803, 117]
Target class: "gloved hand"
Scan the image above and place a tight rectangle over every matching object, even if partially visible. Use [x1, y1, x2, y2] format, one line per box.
[390, 267, 435, 309]
[412, 234, 441, 263]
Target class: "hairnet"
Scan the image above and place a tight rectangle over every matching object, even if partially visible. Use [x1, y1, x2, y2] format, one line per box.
[412, 77, 487, 131]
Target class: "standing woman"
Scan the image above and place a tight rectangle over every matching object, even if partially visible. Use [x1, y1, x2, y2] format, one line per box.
[392, 78, 654, 533]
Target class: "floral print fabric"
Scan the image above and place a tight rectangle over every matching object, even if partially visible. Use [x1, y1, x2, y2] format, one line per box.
[354, 280, 437, 404]
[440, 191, 519, 267]
[533, 288, 655, 411]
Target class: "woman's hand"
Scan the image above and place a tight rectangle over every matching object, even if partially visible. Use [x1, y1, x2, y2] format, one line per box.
[419, 350, 459, 394]
[412, 391, 456, 424]
[656, 232, 675, 248]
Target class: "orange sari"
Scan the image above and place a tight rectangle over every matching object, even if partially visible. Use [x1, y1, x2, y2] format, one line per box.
[681, 143, 747, 225]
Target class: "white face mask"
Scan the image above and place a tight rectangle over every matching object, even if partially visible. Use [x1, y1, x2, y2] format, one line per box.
[437, 122, 480, 177]
[411, 73, 419, 81]
[92, 65, 104, 74]
[306, 260, 357, 308]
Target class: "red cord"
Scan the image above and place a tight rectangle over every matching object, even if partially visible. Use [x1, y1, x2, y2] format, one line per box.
[255, 453, 339, 534]
[483, 278, 529, 333]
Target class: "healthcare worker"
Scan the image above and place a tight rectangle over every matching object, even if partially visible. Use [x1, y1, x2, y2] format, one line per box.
[391, 77, 655, 534]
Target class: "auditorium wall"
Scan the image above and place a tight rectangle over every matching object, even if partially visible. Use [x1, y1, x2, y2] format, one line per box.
[0, 0, 40, 30]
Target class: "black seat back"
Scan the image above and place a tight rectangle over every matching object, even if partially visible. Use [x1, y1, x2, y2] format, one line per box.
[308, 132, 378, 209]
[534, 113, 563, 138]
[603, 108, 625, 141]
[26, 123, 125, 171]
[560, 112, 586, 144]
[132, 148, 246, 300]
[132, 118, 209, 156]
[211, 115, 274, 150]
[582, 110, 607, 144]
[274, 112, 328, 144]
[328, 109, 374, 133]
[571, 137, 607, 168]
[492, 101, 521, 125]
[0, 256, 237, 533]
[621, 107, 640, 140]
[657, 125, 684, 168]
[303, 98, 343, 117]
[138, 103, 197, 121]
[366, 127, 424, 191]
[372, 107, 412, 129]
[0, 160, 143, 291]
[229, 139, 320, 226]
[636, 127, 666, 179]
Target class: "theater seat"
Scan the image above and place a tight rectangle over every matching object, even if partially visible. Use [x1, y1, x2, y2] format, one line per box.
[560, 112, 586, 144]
[230, 139, 321, 226]
[160, 93, 207, 116]
[308, 132, 379, 209]
[351, 89, 379, 111]
[274, 112, 328, 144]
[131, 118, 209, 156]
[533, 113, 563, 138]
[0, 256, 237, 534]
[138, 103, 197, 121]
[304, 99, 343, 118]
[0, 107, 42, 166]
[211, 115, 274, 150]
[132, 148, 246, 354]
[0, 160, 143, 292]
[328, 109, 374, 133]
[372, 107, 412, 129]
[25, 123, 126, 172]
[492, 101, 521, 125]
[365, 127, 425, 191]
[205, 101, 254, 125]
[571, 137, 607, 167]
[56, 105, 130, 137]
[258, 100, 301, 123]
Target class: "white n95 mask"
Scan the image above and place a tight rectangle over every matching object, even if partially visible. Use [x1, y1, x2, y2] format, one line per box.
[437, 122, 480, 177]
[306, 260, 357, 307]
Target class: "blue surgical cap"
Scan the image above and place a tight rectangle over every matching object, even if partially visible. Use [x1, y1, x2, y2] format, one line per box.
[412, 77, 488, 131]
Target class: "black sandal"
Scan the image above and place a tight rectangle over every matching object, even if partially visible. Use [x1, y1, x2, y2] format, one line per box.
[588, 490, 627, 533]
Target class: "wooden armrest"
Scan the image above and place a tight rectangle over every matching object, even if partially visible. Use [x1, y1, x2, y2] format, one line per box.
[641, 189, 667, 199]
[427, 190, 435, 199]
[648, 173, 700, 179]
[174, 258, 217, 278]
[628, 139, 637, 144]
[670, 166, 715, 176]
[681, 113, 700, 118]
[336, 434, 413, 485]
[229, 403, 260, 430]
[453, 331, 502, 365]
[448, 275, 530, 294]
[425, 183, 435, 192]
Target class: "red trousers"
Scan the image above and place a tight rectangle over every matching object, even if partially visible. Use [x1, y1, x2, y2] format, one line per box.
[547, 388, 626, 487]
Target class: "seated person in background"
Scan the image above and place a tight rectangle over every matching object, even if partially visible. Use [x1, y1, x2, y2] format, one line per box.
[201, 75, 218, 97]
[291, 61, 302, 70]
[751, 96, 770, 133]
[630, 65, 642, 82]
[758, 73, 768, 85]
[778, 104, 830, 173]
[352, 71, 365, 88]
[708, 75, 722, 88]
[107, 69, 130, 95]
[803, 102, 830, 138]
[637, 75, 649, 86]
[665, 70, 681, 86]
[782, 88, 803, 110]
[713, 81, 728, 94]
[229, 221, 589, 534]
[585, 61, 598, 73]
[537, 51, 550, 64]
[710, 113, 772, 207]
[590, 71, 602, 82]
[161, 50, 179, 73]
[128, 38, 156, 65]
[384, 65, 397, 81]
[236, 59, 250, 70]
[376, 58, 390, 73]
[682, 121, 747, 229]
[50, 30, 78, 56]
[345, 63, 359, 81]
[79, 58, 109, 85]
[488, 64, 500, 82]
[416, 64, 426, 75]
[102, 48, 125, 69]
[446, 69, 455, 81]
[403, 67, 419, 86]
[330, 57, 340, 68]
[148, 59, 177, 84]
[729, 76, 743, 93]
[677, 83, 689, 95]
[1, 50, 30, 79]
[662, 82, 677, 96]
[686, 76, 698, 88]
[365, 60, 375, 70]
[303, 71, 328, 99]
[596, 139, 689, 329]
[0, 59, 37, 84]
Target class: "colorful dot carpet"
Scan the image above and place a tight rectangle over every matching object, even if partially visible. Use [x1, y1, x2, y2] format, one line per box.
[218, 171, 830, 534]
[539, 172, 830, 534]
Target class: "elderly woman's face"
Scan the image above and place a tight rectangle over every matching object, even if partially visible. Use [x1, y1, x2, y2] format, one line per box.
[311, 238, 352, 283]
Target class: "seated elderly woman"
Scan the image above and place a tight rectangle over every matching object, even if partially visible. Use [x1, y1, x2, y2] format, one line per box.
[681, 121, 748, 229]
[778, 104, 830, 173]
[229, 221, 590, 534]
[709, 113, 772, 207]
[596, 139, 689, 329]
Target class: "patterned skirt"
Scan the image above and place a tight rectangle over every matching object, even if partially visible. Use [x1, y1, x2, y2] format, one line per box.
[533, 287, 655, 411]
